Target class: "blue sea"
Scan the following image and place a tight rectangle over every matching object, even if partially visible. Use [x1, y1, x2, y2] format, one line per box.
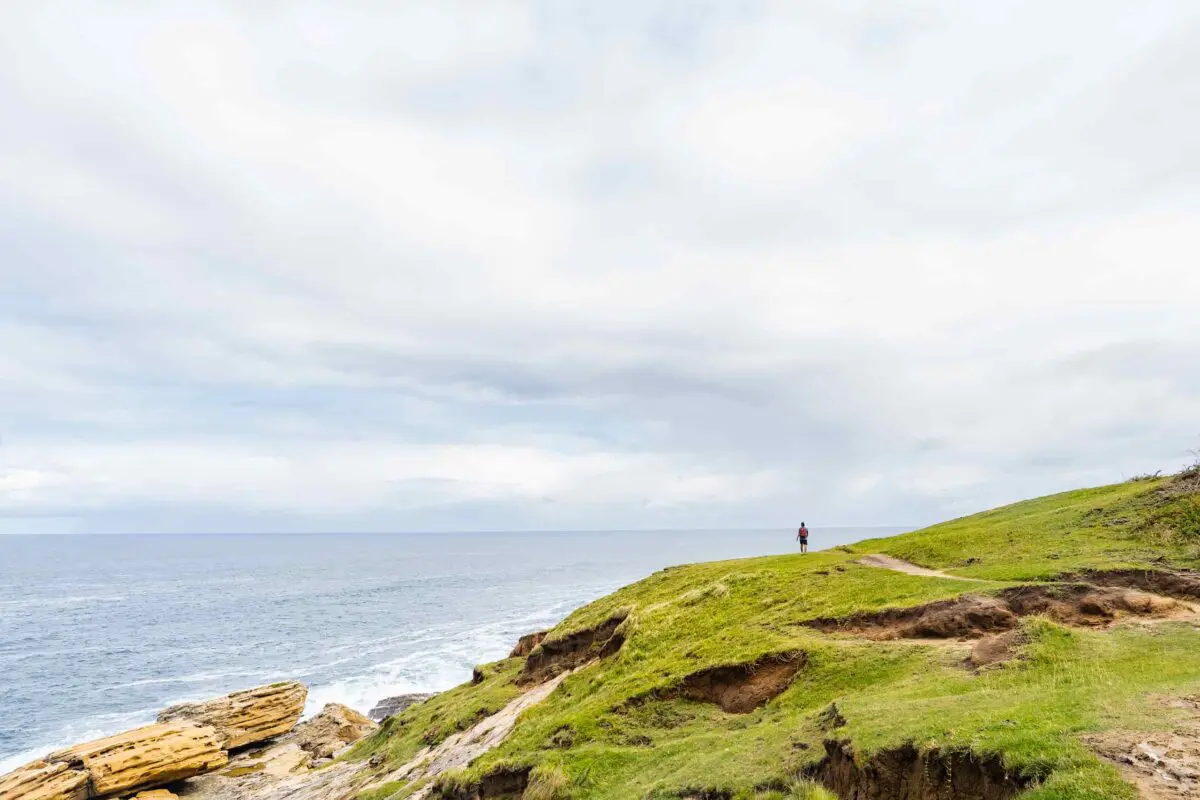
[0, 528, 903, 772]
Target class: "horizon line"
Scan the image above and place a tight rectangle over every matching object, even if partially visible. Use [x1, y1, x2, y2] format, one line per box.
[0, 524, 917, 536]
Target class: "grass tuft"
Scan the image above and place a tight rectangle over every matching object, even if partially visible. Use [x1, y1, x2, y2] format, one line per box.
[523, 763, 570, 799]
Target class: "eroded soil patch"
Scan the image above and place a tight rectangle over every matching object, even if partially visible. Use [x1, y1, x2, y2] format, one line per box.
[806, 584, 1182, 640]
[509, 630, 548, 658]
[439, 766, 530, 799]
[628, 652, 806, 714]
[1072, 569, 1200, 603]
[809, 740, 1034, 800]
[517, 613, 627, 685]
[668, 652, 806, 714]
[967, 630, 1028, 670]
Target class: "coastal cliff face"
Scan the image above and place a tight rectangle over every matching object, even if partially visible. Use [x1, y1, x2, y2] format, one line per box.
[8, 469, 1200, 799]
[341, 470, 1200, 799]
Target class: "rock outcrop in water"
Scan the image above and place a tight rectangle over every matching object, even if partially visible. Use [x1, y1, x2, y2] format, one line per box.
[367, 693, 433, 722]
[157, 682, 307, 750]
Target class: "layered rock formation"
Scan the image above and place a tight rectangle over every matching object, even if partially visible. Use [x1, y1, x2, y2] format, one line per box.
[0, 759, 89, 800]
[157, 682, 307, 750]
[280, 703, 376, 762]
[47, 722, 227, 798]
[1, 682, 311, 800]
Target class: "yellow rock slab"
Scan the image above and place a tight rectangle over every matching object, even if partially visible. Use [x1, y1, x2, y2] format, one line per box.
[47, 722, 227, 797]
[157, 682, 307, 749]
[0, 759, 89, 800]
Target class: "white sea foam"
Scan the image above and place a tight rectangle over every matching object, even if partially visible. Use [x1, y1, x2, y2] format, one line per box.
[299, 603, 579, 718]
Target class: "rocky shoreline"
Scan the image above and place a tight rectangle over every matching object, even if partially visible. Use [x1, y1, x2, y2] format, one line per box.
[0, 682, 419, 800]
[2, 628, 556, 800]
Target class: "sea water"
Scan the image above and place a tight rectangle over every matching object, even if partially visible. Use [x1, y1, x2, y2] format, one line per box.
[0, 528, 904, 771]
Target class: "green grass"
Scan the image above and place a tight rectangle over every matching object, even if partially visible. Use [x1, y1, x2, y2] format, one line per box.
[850, 477, 1200, 580]
[346, 473, 1200, 799]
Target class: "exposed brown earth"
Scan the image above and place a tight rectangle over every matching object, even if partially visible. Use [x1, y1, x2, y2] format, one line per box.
[1072, 569, 1200, 603]
[806, 584, 1184, 641]
[517, 614, 627, 685]
[648, 652, 807, 714]
[439, 766, 531, 799]
[810, 740, 1034, 799]
[509, 630, 549, 658]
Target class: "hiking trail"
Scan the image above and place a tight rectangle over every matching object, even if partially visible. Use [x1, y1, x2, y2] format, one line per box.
[856, 554, 985, 581]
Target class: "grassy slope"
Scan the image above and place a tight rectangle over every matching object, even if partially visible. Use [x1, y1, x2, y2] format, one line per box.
[350, 473, 1200, 800]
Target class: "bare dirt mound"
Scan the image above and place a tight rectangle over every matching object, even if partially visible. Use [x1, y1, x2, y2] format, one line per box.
[517, 613, 627, 686]
[967, 630, 1028, 670]
[810, 740, 1034, 799]
[806, 584, 1182, 640]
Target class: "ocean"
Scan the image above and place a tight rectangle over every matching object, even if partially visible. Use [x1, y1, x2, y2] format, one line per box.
[0, 528, 904, 772]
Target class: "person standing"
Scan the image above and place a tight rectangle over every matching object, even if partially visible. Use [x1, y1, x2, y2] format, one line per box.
[796, 522, 809, 553]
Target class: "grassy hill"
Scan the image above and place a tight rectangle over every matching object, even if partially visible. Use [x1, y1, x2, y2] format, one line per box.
[348, 467, 1200, 799]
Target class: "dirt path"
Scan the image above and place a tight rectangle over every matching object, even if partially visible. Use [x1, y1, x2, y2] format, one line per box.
[855, 554, 985, 581]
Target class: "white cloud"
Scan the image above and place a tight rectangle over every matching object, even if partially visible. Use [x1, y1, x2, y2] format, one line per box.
[0, 1, 1198, 532]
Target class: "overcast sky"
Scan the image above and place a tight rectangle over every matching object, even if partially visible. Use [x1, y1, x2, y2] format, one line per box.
[1, 1, 1198, 534]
